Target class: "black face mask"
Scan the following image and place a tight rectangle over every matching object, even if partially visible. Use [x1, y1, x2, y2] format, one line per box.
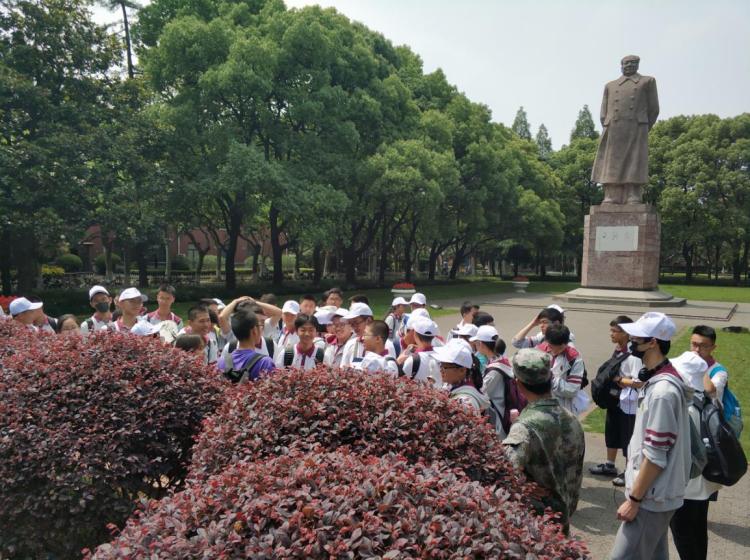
[629, 340, 647, 360]
[94, 302, 110, 313]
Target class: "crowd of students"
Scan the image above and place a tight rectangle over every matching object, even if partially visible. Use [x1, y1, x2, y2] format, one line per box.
[1, 283, 742, 559]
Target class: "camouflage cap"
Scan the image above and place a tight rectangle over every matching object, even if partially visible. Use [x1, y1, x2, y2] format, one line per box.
[512, 348, 552, 385]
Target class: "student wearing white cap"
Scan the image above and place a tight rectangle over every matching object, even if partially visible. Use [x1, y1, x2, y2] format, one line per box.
[9, 297, 43, 330]
[323, 308, 355, 368]
[81, 285, 113, 334]
[610, 312, 692, 560]
[130, 320, 161, 338]
[669, 348, 722, 560]
[275, 300, 300, 351]
[384, 296, 408, 352]
[471, 325, 499, 373]
[512, 304, 576, 349]
[355, 320, 399, 377]
[340, 303, 396, 368]
[396, 317, 441, 385]
[536, 324, 587, 415]
[433, 340, 490, 412]
[111, 287, 147, 333]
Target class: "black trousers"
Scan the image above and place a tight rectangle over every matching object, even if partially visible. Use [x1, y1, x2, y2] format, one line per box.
[669, 499, 709, 560]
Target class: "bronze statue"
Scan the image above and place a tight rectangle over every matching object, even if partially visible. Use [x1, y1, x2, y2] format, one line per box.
[591, 55, 659, 204]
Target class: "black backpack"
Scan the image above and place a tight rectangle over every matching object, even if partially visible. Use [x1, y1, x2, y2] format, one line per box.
[398, 353, 421, 379]
[223, 353, 266, 384]
[283, 346, 324, 367]
[695, 393, 748, 486]
[591, 353, 630, 409]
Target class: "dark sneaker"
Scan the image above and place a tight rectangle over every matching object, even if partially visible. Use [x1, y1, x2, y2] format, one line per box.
[589, 463, 618, 476]
[612, 474, 626, 487]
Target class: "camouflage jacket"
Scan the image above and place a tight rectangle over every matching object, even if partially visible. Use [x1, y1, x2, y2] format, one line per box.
[503, 398, 585, 528]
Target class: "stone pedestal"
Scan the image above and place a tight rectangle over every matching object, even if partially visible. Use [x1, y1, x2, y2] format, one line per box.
[581, 203, 660, 290]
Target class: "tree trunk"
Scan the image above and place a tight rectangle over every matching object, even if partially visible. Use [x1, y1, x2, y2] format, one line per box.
[164, 238, 172, 282]
[104, 241, 114, 282]
[343, 245, 356, 285]
[449, 244, 466, 280]
[312, 245, 323, 286]
[14, 233, 37, 293]
[120, 2, 134, 79]
[1, 227, 12, 294]
[682, 242, 693, 282]
[714, 244, 721, 281]
[269, 205, 284, 287]
[743, 239, 749, 283]
[224, 208, 243, 290]
[251, 244, 260, 274]
[732, 243, 742, 286]
[378, 214, 389, 285]
[539, 248, 546, 277]
[136, 244, 148, 288]
[513, 260, 519, 277]
[428, 241, 439, 281]
[122, 246, 131, 286]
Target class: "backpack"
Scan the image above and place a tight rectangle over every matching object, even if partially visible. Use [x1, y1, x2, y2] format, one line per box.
[568, 356, 589, 389]
[223, 353, 265, 384]
[695, 393, 748, 486]
[398, 353, 421, 379]
[688, 396, 708, 479]
[283, 346, 324, 367]
[228, 337, 275, 358]
[708, 365, 743, 437]
[591, 353, 630, 409]
[485, 363, 528, 435]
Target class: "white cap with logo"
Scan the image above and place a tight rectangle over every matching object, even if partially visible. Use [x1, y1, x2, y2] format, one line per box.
[433, 339, 473, 368]
[620, 312, 676, 341]
[89, 285, 110, 300]
[470, 325, 499, 343]
[119, 287, 147, 302]
[452, 323, 478, 338]
[671, 351, 708, 391]
[343, 302, 374, 320]
[9, 297, 43, 317]
[130, 320, 161, 337]
[281, 300, 300, 315]
[409, 292, 427, 306]
[411, 317, 439, 337]
[391, 296, 408, 307]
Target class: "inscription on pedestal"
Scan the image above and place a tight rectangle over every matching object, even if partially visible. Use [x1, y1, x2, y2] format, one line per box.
[595, 226, 639, 252]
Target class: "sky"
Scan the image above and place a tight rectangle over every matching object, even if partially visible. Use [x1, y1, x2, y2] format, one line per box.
[94, 0, 750, 148]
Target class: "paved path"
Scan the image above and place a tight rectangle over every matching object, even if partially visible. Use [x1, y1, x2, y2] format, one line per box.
[431, 291, 750, 558]
[573, 432, 749, 559]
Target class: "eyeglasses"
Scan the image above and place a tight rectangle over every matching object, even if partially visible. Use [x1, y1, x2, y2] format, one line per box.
[690, 341, 714, 350]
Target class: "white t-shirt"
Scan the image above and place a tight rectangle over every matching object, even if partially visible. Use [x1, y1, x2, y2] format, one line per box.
[618, 354, 643, 415]
[324, 335, 355, 368]
[340, 337, 396, 368]
[274, 345, 323, 370]
[401, 351, 441, 385]
[80, 315, 112, 334]
[355, 352, 399, 377]
[707, 362, 728, 403]
[177, 327, 219, 365]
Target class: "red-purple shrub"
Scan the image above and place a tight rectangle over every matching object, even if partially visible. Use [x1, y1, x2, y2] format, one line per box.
[190, 367, 536, 498]
[0, 332, 225, 559]
[90, 450, 589, 559]
[0, 316, 39, 360]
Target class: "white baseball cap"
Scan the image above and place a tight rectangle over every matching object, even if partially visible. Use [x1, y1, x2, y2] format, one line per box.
[212, 298, 226, 310]
[409, 308, 431, 320]
[391, 296, 408, 306]
[343, 302, 373, 320]
[130, 320, 161, 337]
[452, 323, 478, 338]
[281, 300, 300, 315]
[119, 287, 146, 302]
[547, 304, 565, 314]
[671, 351, 708, 391]
[470, 325, 499, 343]
[333, 307, 349, 318]
[409, 292, 427, 306]
[9, 297, 43, 317]
[433, 339, 473, 368]
[313, 309, 335, 325]
[621, 312, 676, 341]
[89, 285, 110, 300]
[411, 317, 439, 337]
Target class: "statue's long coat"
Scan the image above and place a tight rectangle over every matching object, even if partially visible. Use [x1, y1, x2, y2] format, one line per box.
[591, 73, 659, 185]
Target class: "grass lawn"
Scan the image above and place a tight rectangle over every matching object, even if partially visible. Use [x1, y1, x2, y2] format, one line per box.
[582, 327, 749, 453]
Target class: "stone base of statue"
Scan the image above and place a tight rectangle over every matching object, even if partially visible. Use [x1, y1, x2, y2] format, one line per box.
[557, 203, 685, 307]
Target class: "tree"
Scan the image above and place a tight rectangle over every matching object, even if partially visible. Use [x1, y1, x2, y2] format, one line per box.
[511, 106, 532, 140]
[0, 0, 119, 292]
[535, 123, 553, 160]
[99, 1, 141, 78]
[570, 104, 599, 141]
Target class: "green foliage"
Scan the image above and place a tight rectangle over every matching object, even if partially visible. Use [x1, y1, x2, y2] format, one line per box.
[511, 106, 532, 140]
[535, 123, 553, 160]
[171, 254, 191, 271]
[94, 253, 121, 274]
[54, 253, 83, 272]
[570, 104, 599, 141]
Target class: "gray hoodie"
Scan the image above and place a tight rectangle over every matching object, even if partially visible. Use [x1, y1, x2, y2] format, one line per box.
[450, 384, 491, 412]
[624, 363, 692, 512]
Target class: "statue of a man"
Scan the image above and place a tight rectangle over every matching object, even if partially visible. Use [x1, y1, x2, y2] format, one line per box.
[591, 55, 659, 204]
